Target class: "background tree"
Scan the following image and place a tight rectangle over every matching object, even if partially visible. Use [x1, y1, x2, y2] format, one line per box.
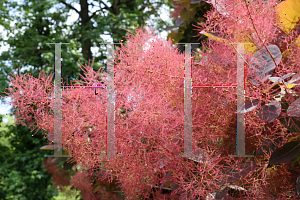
[165, 0, 213, 54]
[0, 0, 174, 100]
[0, 113, 58, 199]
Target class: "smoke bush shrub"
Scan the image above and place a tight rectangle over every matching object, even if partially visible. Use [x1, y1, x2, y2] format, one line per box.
[193, 0, 300, 198]
[42, 158, 71, 192]
[70, 170, 98, 199]
[3, 27, 236, 199]
[3, 0, 300, 197]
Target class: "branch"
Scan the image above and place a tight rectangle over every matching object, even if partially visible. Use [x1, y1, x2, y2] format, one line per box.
[122, 0, 135, 3]
[89, 9, 102, 20]
[58, 0, 80, 15]
[99, 0, 113, 13]
[98, 0, 120, 15]
[243, 0, 278, 69]
[138, 1, 149, 12]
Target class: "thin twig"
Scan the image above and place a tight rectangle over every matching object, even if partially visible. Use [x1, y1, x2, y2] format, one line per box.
[227, 41, 251, 66]
[243, 0, 279, 68]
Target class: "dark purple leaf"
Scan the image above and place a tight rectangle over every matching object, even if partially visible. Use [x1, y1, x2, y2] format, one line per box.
[191, 0, 202, 4]
[269, 141, 300, 165]
[63, 161, 76, 170]
[227, 186, 248, 198]
[248, 45, 282, 86]
[257, 136, 283, 155]
[215, 185, 251, 199]
[236, 99, 259, 113]
[297, 176, 300, 196]
[51, 157, 67, 164]
[215, 188, 230, 199]
[287, 97, 300, 117]
[215, 162, 256, 186]
[279, 97, 300, 133]
[47, 133, 54, 142]
[257, 100, 281, 122]
[164, 25, 177, 31]
[175, 18, 186, 27]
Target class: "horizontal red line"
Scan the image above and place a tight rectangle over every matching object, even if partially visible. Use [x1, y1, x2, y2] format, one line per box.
[194, 85, 237, 86]
[193, 85, 237, 88]
[62, 86, 105, 88]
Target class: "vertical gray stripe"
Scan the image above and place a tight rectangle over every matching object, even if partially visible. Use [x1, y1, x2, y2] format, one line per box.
[236, 43, 246, 156]
[54, 43, 62, 157]
[184, 44, 192, 156]
[229, 43, 253, 158]
[106, 44, 115, 156]
[46, 42, 70, 158]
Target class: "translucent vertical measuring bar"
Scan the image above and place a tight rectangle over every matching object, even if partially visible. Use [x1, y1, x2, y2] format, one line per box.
[98, 43, 122, 158]
[175, 42, 254, 158]
[229, 43, 253, 158]
[176, 43, 201, 158]
[183, 43, 192, 157]
[45, 42, 70, 158]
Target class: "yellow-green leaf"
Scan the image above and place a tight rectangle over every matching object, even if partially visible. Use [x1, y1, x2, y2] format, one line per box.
[276, 0, 300, 35]
[40, 144, 55, 150]
[167, 31, 180, 44]
[181, 8, 187, 21]
[93, 184, 101, 194]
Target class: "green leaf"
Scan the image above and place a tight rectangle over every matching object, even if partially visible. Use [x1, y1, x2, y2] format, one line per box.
[181, 8, 187, 21]
[269, 141, 300, 165]
[167, 31, 180, 44]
